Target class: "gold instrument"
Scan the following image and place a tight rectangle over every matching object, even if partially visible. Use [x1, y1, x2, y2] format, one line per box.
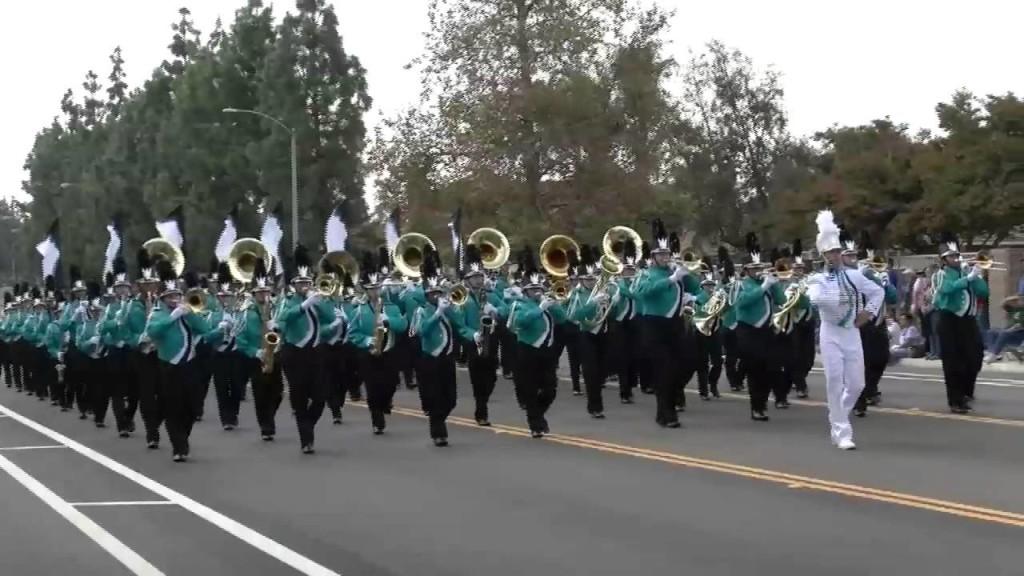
[587, 253, 624, 326]
[319, 250, 360, 287]
[142, 237, 185, 277]
[547, 279, 571, 302]
[393, 233, 437, 279]
[185, 288, 206, 314]
[450, 284, 469, 306]
[602, 226, 643, 263]
[771, 280, 808, 334]
[467, 228, 510, 270]
[371, 300, 389, 356]
[540, 234, 580, 278]
[227, 238, 273, 284]
[694, 289, 729, 336]
[315, 273, 340, 297]
[261, 299, 280, 374]
[679, 250, 708, 273]
[772, 259, 794, 281]
[965, 254, 1008, 272]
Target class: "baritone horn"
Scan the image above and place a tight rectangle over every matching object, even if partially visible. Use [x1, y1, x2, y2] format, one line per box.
[467, 227, 510, 269]
[393, 233, 437, 279]
[227, 238, 272, 285]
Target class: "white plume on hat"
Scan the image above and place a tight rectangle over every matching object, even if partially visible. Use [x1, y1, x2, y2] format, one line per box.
[815, 210, 842, 253]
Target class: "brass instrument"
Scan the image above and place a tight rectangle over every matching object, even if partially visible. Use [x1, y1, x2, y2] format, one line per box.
[678, 250, 708, 273]
[315, 273, 340, 297]
[965, 254, 1008, 272]
[771, 279, 808, 334]
[587, 253, 624, 326]
[227, 238, 273, 284]
[602, 226, 643, 263]
[547, 278, 571, 302]
[540, 234, 579, 278]
[393, 233, 437, 279]
[261, 299, 280, 374]
[772, 259, 794, 281]
[467, 228, 510, 269]
[319, 250, 360, 287]
[450, 284, 469, 306]
[371, 300, 389, 356]
[694, 289, 728, 336]
[185, 288, 207, 314]
[142, 237, 185, 277]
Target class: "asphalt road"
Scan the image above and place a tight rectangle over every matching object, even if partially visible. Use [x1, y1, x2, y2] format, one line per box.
[0, 362, 1022, 576]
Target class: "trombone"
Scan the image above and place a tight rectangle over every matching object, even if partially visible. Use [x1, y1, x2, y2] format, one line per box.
[964, 254, 1008, 272]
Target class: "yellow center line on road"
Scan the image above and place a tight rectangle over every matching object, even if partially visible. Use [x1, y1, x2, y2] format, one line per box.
[364, 403, 1024, 529]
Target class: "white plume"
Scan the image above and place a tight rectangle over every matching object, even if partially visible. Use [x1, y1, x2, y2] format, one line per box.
[325, 209, 348, 253]
[260, 212, 284, 277]
[155, 218, 183, 249]
[815, 210, 838, 236]
[36, 236, 60, 280]
[384, 214, 400, 255]
[103, 224, 121, 276]
[214, 214, 238, 263]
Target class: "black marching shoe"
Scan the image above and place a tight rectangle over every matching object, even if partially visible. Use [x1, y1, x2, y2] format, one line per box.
[502, 371, 513, 380]
[867, 394, 881, 406]
[79, 413, 88, 420]
[530, 430, 544, 438]
[95, 422, 106, 429]
[332, 414, 343, 425]
[589, 412, 605, 419]
[712, 390, 721, 399]
[796, 390, 809, 399]
[665, 420, 681, 429]
[302, 445, 315, 455]
[119, 430, 131, 438]
[476, 418, 492, 427]
[775, 400, 790, 410]
[172, 454, 185, 463]
[147, 441, 159, 450]
[60, 406, 69, 412]
[620, 396, 634, 405]
[950, 404, 969, 415]
[223, 424, 235, 431]
[433, 437, 449, 447]
[261, 434, 274, 442]
[751, 410, 770, 422]
[373, 426, 385, 435]
[854, 407, 867, 418]
[700, 394, 711, 401]
[572, 389, 583, 397]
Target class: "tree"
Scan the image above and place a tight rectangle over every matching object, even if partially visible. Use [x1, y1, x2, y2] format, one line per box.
[106, 47, 128, 119]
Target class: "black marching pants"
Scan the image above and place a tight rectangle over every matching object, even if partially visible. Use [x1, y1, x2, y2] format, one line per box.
[675, 323, 698, 408]
[135, 351, 163, 444]
[250, 356, 283, 436]
[723, 327, 745, 391]
[158, 360, 200, 456]
[280, 344, 326, 447]
[322, 343, 348, 418]
[514, 343, 558, 433]
[938, 311, 983, 407]
[791, 320, 816, 393]
[773, 331, 795, 403]
[85, 357, 110, 424]
[108, 348, 139, 433]
[697, 331, 723, 397]
[737, 323, 778, 413]
[855, 323, 890, 411]
[194, 344, 214, 419]
[417, 352, 457, 439]
[562, 325, 582, 391]
[580, 330, 608, 414]
[213, 350, 247, 427]
[498, 324, 516, 377]
[643, 317, 682, 425]
[467, 340, 498, 421]
[610, 319, 639, 400]
[359, 348, 400, 431]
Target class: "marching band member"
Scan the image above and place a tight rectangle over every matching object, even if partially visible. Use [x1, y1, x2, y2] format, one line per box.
[634, 221, 698, 428]
[806, 211, 884, 450]
[77, 287, 108, 422]
[695, 273, 723, 400]
[789, 246, 816, 399]
[733, 234, 785, 421]
[20, 287, 43, 399]
[275, 245, 337, 454]
[57, 270, 88, 410]
[410, 253, 465, 446]
[456, 245, 508, 427]
[562, 260, 584, 396]
[570, 249, 613, 419]
[132, 251, 165, 448]
[244, 260, 284, 441]
[12, 288, 32, 394]
[322, 273, 353, 426]
[40, 281, 63, 405]
[147, 264, 210, 462]
[609, 243, 640, 404]
[719, 250, 746, 393]
[349, 251, 408, 435]
[205, 263, 246, 430]
[105, 258, 140, 436]
[0, 292, 13, 389]
[508, 257, 567, 438]
[933, 236, 988, 414]
[770, 250, 800, 410]
[853, 242, 899, 417]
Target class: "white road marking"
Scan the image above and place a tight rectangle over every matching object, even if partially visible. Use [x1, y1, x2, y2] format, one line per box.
[0, 444, 68, 451]
[70, 501, 176, 507]
[809, 368, 1024, 389]
[0, 402, 342, 576]
[0, 453, 165, 576]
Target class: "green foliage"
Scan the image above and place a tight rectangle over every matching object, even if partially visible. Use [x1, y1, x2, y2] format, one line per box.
[18, 0, 370, 282]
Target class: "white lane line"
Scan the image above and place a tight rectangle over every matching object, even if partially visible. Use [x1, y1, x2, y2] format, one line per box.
[808, 368, 1024, 388]
[0, 453, 165, 575]
[0, 403, 341, 576]
[71, 501, 176, 507]
[0, 445, 68, 451]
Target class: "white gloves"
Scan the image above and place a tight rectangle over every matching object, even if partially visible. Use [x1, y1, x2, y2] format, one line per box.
[473, 331, 483, 345]
[88, 336, 100, 346]
[170, 307, 188, 320]
[436, 298, 451, 313]
[504, 287, 523, 300]
[218, 320, 231, 331]
[592, 292, 610, 305]
[256, 349, 265, 362]
[327, 319, 342, 331]
[265, 320, 278, 331]
[539, 298, 554, 311]
[483, 303, 498, 316]
[762, 275, 778, 289]
[670, 266, 688, 282]
[301, 293, 320, 310]
[967, 266, 981, 280]
[858, 263, 870, 275]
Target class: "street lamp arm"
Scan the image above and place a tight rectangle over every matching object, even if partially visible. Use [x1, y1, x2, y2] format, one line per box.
[222, 108, 293, 134]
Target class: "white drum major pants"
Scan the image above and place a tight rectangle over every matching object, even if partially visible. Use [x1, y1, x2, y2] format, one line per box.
[819, 322, 865, 444]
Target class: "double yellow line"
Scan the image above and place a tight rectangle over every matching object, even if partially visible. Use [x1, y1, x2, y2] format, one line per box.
[382, 405, 1024, 529]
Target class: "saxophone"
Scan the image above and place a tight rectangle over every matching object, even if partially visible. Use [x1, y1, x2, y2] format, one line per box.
[261, 299, 280, 374]
[477, 289, 494, 358]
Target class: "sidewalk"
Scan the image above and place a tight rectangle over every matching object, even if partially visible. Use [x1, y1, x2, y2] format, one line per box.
[897, 357, 1024, 376]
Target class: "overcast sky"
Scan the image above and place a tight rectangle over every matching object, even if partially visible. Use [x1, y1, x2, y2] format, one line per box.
[2, 0, 1021, 204]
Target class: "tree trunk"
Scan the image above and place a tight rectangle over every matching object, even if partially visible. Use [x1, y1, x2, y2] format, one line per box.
[513, 0, 544, 221]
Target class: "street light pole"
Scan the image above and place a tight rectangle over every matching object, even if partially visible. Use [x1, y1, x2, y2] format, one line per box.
[222, 108, 299, 250]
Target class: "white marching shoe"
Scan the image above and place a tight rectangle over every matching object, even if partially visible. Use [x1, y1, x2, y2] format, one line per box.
[837, 438, 857, 451]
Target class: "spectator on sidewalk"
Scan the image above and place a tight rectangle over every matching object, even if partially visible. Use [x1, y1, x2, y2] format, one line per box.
[890, 313, 926, 363]
[985, 295, 1024, 363]
[912, 268, 940, 360]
